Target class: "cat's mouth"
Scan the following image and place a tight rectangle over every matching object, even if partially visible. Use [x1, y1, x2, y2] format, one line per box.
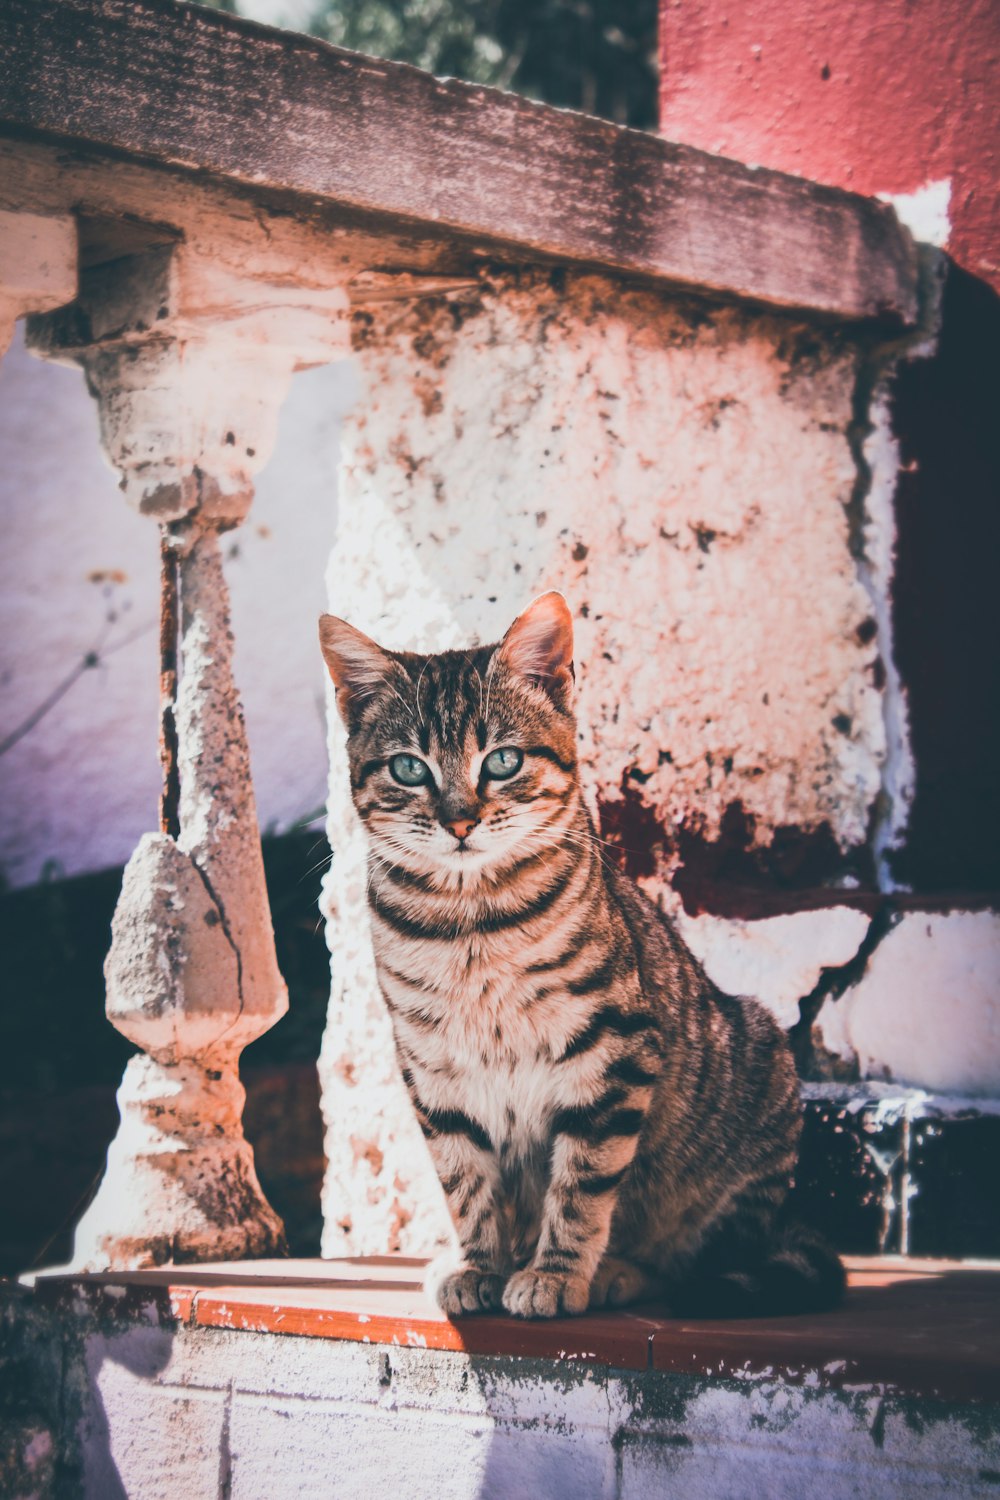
[445, 834, 482, 862]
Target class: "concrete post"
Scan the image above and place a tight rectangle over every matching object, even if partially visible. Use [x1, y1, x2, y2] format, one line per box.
[27, 236, 350, 1268]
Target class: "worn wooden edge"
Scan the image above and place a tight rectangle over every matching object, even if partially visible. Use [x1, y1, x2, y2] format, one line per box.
[0, 0, 918, 326]
[30, 1257, 1000, 1403]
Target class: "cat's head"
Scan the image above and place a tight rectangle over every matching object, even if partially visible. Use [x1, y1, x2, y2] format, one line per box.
[319, 593, 579, 879]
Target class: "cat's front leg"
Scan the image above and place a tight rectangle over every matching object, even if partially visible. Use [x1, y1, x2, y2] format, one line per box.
[503, 1080, 650, 1319]
[413, 1098, 511, 1315]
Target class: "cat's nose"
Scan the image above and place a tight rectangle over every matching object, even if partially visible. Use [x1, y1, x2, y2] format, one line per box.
[443, 815, 480, 841]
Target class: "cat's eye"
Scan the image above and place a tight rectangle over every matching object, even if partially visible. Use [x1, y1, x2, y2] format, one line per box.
[483, 746, 523, 780]
[389, 753, 431, 786]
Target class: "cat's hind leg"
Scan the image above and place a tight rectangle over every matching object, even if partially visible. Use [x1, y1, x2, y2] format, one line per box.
[589, 1255, 662, 1309]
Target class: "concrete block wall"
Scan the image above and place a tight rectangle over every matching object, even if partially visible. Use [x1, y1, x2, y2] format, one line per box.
[26, 1310, 1000, 1499]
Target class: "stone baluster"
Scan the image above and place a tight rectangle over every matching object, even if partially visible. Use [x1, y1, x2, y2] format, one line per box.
[28, 232, 350, 1268]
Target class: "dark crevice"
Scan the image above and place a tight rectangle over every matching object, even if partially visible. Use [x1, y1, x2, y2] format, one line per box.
[887, 260, 1000, 891]
[186, 855, 246, 1052]
[787, 902, 897, 1076]
[218, 1387, 233, 1500]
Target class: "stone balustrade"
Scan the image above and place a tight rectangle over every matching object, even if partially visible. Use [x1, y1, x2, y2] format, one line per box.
[12, 0, 994, 1281]
[13, 216, 350, 1267]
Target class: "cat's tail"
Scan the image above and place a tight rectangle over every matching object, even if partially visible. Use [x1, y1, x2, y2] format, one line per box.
[672, 1225, 846, 1319]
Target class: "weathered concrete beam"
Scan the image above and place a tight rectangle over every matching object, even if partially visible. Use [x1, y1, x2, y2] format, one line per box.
[0, 0, 917, 325]
[0, 207, 75, 353]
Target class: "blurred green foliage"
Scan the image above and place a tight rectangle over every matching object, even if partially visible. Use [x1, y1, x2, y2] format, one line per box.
[198, 0, 659, 128]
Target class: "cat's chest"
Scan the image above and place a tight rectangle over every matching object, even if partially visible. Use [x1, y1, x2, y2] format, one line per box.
[447, 1035, 561, 1156]
[378, 942, 565, 1149]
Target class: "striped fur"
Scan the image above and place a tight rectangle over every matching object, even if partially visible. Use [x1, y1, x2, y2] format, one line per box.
[320, 594, 843, 1320]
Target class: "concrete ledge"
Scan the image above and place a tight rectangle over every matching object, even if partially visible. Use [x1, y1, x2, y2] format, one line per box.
[33, 1255, 1000, 1406]
[13, 1259, 1000, 1499]
[0, 0, 917, 324]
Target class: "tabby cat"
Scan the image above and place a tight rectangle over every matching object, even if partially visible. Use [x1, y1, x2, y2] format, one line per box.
[320, 592, 843, 1320]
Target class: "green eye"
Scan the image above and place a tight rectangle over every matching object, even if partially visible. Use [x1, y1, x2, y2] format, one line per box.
[483, 746, 523, 780]
[389, 753, 431, 786]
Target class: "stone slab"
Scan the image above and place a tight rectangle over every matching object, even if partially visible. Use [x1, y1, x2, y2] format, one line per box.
[34, 1254, 1000, 1405]
[0, 0, 917, 323]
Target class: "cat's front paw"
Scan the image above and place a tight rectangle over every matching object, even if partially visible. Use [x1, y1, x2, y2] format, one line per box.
[502, 1268, 590, 1319]
[427, 1261, 506, 1316]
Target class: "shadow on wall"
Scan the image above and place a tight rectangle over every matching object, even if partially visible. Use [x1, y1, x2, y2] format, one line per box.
[888, 263, 1000, 893]
[0, 330, 354, 888]
[0, 830, 332, 1276]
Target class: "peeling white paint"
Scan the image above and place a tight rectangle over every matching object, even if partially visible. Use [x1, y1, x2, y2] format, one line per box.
[880, 178, 952, 249]
[858, 391, 916, 889]
[816, 911, 1000, 1095]
[67, 1323, 1000, 1500]
[803, 1079, 1000, 1121]
[672, 904, 871, 1029]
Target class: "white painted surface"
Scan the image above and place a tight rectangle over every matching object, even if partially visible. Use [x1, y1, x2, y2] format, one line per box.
[673, 904, 871, 1029]
[880, 179, 952, 249]
[330, 279, 882, 858]
[816, 910, 1000, 1095]
[0, 325, 352, 887]
[859, 392, 916, 889]
[0, 208, 76, 353]
[72, 1323, 1000, 1500]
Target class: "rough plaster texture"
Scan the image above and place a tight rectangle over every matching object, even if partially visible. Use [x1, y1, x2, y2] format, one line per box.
[65, 535, 296, 1268]
[334, 276, 880, 854]
[658, 0, 1000, 293]
[816, 911, 1000, 1096]
[45, 250, 349, 525]
[320, 271, 894, 1255]
[44, 1317, 1000, 1500]
[66, 526, 293, 1270]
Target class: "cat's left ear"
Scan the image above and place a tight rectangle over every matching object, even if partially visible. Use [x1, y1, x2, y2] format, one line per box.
[496, 591, 574, 707]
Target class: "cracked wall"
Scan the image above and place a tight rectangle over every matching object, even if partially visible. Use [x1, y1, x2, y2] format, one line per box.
[319, 270, 906, 1254]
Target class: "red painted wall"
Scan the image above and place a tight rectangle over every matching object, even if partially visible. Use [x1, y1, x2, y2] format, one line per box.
[658, 0, 1000, 292]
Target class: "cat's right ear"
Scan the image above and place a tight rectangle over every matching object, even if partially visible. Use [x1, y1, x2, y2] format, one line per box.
[319, 615, 394, 723]
[496, 591, 575, 707]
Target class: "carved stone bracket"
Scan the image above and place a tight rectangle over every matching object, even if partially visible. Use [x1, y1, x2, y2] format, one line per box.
[27, 231, 350, 1268]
